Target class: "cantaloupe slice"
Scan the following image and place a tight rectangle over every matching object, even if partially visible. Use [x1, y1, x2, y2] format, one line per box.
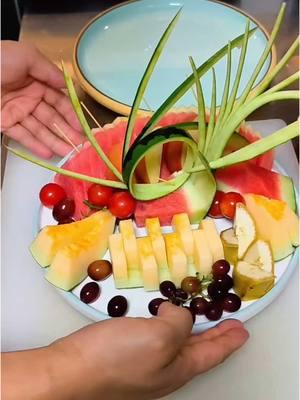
[244, 194, 299, 260]
[137, 237, 159, 291]
[44, 211, 116, 290]
[164, 232, 188, 287]
[145, 217, 170, 281]
[109, 233, 128, 289]
[171, 213, 194, 264]
[192, 229, 213, 278]
[119, 219, 143, 287]
[201, 219, 224, 262]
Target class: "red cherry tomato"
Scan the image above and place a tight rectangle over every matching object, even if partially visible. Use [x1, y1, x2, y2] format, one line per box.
[108, 191, 136, 219]
[39, 183, 66, 208]
[208, 190, 225, 218]
[220, 192, 245, 219]
[87, 184, 114, 207]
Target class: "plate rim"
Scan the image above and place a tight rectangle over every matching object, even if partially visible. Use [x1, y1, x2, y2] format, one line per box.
[34, 156, 298, 333]
[72, 0, 277, 116]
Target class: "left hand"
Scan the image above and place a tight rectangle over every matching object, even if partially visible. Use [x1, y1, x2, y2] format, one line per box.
[1, 40, 84, 159]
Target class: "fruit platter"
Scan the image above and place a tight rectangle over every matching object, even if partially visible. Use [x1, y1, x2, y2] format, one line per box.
[7, 4, 299, 331]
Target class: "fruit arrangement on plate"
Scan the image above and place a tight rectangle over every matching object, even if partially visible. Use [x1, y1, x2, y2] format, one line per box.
[8, 4, 299, 327]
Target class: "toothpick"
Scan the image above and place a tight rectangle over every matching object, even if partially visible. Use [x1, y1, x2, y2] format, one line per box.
[80, 101, 102, 128]
[53, 123, 80, 153]
[143, 97, 153, 112]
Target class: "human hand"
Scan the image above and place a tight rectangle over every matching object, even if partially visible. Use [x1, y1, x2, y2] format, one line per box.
[50, 302, 249, 400]
[1, 40, 84, 159]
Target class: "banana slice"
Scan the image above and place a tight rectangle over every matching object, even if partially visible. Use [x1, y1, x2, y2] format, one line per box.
[233, 261, 275, 300]
[244, 239, 274, 274]
[234, 203, 256, 258]
[220, 228, 238, 265]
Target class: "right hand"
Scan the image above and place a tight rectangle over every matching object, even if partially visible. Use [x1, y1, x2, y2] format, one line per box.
[51, 302, 249, 400]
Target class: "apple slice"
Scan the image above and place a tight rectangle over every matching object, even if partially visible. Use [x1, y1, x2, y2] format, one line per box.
[234, 203, 256, 259]
[233, 261, 275, 300]
[220, 228, 238, 265]
[243, 239, 274, 274]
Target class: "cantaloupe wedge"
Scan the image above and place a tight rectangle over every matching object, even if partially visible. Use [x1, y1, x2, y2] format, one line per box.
[201, 219, 224, 262]
[244, 194, 299, 260]
[171, 213, 194, 264]
[137, 237, 159, 291]
[192, 229, 213, 277]
[164, 232, 188, 287]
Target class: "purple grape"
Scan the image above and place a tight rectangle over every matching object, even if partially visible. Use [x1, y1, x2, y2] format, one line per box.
[53, 198, 75, 222]
[107, 295, 128, 317]
[148, 298, 165, 316]
[212, 259, 230, 277]
[80, 282, 100, 304]
[175, 289, 189, 301]
[207, 282, 228, 301]
[190, 297, 209, 315]
[213, 274, 233, 291]
[159, 281, 176, 298]
[205, 302, 223, 321]
[222, 293, 242, 312]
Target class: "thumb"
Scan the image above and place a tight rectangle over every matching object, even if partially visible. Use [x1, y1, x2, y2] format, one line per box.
[157, 302, 193, 349]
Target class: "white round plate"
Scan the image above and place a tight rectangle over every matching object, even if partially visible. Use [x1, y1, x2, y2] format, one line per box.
[36, 162, 298, 333]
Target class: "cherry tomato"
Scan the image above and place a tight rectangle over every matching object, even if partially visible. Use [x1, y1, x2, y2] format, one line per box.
[208, 190, 225, 218]
[39, 183, 66, 208]
[220, 192, 245, 219]
[108, 191, 136, 219]
[87, 184, 114, 207]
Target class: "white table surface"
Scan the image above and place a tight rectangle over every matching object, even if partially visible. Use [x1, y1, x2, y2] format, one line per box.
[2, 119, 299, 400]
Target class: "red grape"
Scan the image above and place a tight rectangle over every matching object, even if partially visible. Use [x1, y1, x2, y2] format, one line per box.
[87, 184, 114, 207]
[80, 282, 100, 304]
[88, 260, 112, 281]
[52, 198, 75, 222]
[212, 259, 230, 277]
[220, 192, 245, 220]
[207, 282, 227, 301]
[190, 297, 209, 315]
[175, 289, 189, 301]
[205, 302, 223, 321]
[181, 276, 201, 295]
[107, 295, 128, 317]
[214, 275, 233, 291]
[222, 293, 242, 312]
[39, 183, 66, 208]
[148, 298, 166, 315]
[208, 190, 225, 218]
[108, 191, 136, 219]
[159, 281, 176, 298]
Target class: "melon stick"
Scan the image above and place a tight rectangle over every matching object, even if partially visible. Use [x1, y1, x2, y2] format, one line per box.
[171, 213, 196, 275]
[119, 220, 143, 287]
[45, 211, 116, 291]
[164, 232, 188, 287]
[192, 229, 213, 278]
[137, 237, 160, 291]
[201, 219, 224, 262]
[145, 218, 170, 282]
[109, 233, 129, 289]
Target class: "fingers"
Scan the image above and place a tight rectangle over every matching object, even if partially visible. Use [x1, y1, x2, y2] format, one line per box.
[157, 302, 194, 348]
[4, 123, 53, 159]
[184, 323, 249, 377]
[33, 101, 84, 147]
[43, 86, 83, 132]
[21, 115, 73, 157]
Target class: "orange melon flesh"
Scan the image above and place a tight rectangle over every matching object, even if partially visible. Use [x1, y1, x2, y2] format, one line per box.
[244, 194, 299, 261]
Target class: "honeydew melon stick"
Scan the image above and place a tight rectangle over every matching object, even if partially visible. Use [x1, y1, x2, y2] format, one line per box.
[192, 229, 213, 278]
[164, 233, 188, 287]
[119, 220, 143, 287]
[201, 219, 224, 262]
[137, 237, 160, 291]
[109, 234, 129, 289]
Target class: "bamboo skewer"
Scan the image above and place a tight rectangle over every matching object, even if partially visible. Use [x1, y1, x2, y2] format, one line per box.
[53, 123, 80, 153]
[143, 97, 154, 112]
[80, 101, 102, 128]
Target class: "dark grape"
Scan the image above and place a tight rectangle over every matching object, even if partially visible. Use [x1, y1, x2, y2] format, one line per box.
[88, 260, 112, 281]
[175, 289, 188, 301]
[190, 297, 209, 315]
[205, 302, 223, 321]
[207, 282, 228, 301]
[52, 198, 75, 222]
[159, 281, 176, 298]
[212, 259, 230, 277]
[57, 217, 75, 225]
[183, 306, 196, 323]
[181, 276, 201, 295]
[222, 293, 242, 312]
[170, 297, 182, 306]
[213, 274, 233, 291]
[148, 298, 166, 316]
[80, 282, 100, 304]
[107, 295, 128, 317]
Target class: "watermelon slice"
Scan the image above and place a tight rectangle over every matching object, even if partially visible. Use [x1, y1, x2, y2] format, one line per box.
[54, 108, 294, 225]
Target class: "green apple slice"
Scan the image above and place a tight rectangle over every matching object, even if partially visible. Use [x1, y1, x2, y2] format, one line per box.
[234, 203, 256, 258]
